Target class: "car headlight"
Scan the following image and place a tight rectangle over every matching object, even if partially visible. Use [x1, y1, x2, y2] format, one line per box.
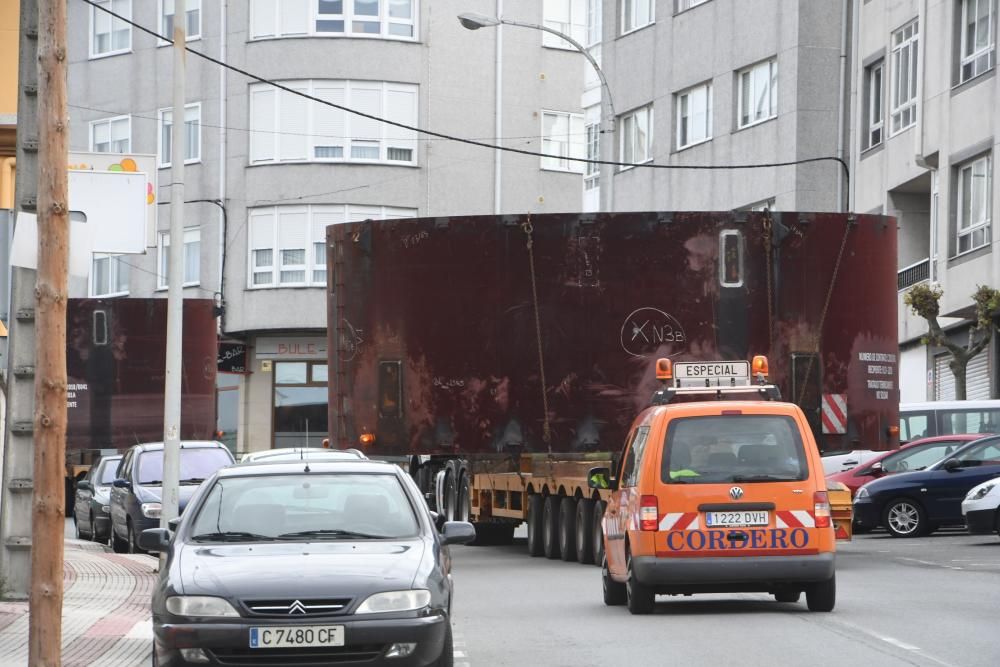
[854, 487, 870, 501]
[141, 502, 162, 519]
[166, 596, 240, 617]
[967, 483, 997, 501]
[355, 590, 431, 614]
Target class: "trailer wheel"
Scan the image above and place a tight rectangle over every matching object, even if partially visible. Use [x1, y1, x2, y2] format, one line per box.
[526, 494, 545, 557]
[575, 498, 595, 564]
[542, 495, 561, 559]
[592, 500, 607, 568]
[471, 523, 515, 546]
[442, 463, 458, 522]
[457, 472, 471, 523]
[558, 497, 578, 562]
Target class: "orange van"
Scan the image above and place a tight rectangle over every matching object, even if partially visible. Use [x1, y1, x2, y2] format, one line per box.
[590, 357, 836, 614]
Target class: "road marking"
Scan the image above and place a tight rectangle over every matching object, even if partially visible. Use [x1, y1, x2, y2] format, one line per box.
[874, 634, 921, 651]
[897, 556, 963, 571]
[812, 617, 958, 667]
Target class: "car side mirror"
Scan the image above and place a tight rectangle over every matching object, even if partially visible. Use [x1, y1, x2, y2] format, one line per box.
[869, 461, 883, 475]
[138, 528, 172, 553]
[588, 466, 617, 491]
[112, 478, 130, 489]
[943, 458, 962, 472]
[168, 517, 181, 532]
[76, 480, 93, 491]
[441, 521, 476, 546]
[429, 510, 446, 531]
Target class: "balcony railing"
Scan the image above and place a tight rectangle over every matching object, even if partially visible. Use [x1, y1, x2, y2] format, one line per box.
[897, 258, 930, 291]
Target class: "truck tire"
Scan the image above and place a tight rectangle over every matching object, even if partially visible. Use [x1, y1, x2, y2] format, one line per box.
[575, 498, 595, 564]
[542, 495, 561, 559]
[457, 472, 471, 523]
[526, 494, 545, 557]
[470, 523, 515, 546]
[443, 463, 459, 522]
[558, 497, 577, 562]
[592, 500, 607, 567]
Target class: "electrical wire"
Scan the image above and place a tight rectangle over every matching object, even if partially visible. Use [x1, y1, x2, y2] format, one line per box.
[79, 0, 850, 197]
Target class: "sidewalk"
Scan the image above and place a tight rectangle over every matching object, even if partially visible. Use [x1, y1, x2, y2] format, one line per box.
[0, 537, 156, 666]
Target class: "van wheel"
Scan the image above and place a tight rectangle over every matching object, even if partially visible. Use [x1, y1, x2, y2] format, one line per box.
[883, 498, 927, 537]
[626, 549, 655, 615]
[774, 589, 801, 603]
[127, 521, 144, 555]
[542, 496, 561, 559]
[601, 554, 626, 606]
[575, 499, 595, 564]
[73, 516, 82, 540]
[806, 575, 836, 612]
[526, 494, 545, 557]
[558, 497, 577, 562]
[592, 500, 607, 568]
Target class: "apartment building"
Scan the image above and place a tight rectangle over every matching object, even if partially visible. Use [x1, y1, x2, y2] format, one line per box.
[852, 0, 998, 401]
[66, 0, 586, 454]
[589, 0, 851, 213]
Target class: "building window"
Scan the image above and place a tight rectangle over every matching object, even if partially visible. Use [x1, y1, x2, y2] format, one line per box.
[273, 361, 328, 448]
[158, 103, 202, 167]
[216, 374, 240, 455]
[158, 227, 201, 289]
[863, 60, 885, 149]
[890, 20, 919, 135]
[586, 0, 602, 45]
[249, 80, 417, 165]
[737, 59, 777, 129]
[541, 111, 585, 172]
[250, 0, 417, 40]
[248, 204, 416, 288]
[619, 104, 652, 166]
[585, 122, 600, 190]
[90, 254, 130, 297]
[959, 0, 995, 82]
[91, 0, 131, 57]
[543, 0, 587, 48]
[676, 82, 712, 149]
[676, 0, 709, 12]
[621, 0, 654, 34]
[956, 154, 992, 254]
[160, 0, 201, 41]
[90, 116, 131, 154]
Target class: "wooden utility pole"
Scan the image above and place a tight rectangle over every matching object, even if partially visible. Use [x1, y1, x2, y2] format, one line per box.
[30, 0, 69, 663]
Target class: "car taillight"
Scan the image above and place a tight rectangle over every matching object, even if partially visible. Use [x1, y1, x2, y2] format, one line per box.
[640, 495, 659, 531]
[814, 491, 831, 528]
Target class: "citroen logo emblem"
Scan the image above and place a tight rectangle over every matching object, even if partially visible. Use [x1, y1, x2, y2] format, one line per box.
[729, 486, 744, 500]
[288, 600, 307, 615]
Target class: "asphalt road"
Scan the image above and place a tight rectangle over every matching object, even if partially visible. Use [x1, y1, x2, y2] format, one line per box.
[450, 528, 1000, 667]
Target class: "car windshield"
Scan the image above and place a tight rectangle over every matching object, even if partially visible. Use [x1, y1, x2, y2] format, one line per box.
[661, 414, 809, 484]
[137, 448, 234, 485]
[880, 443, 956, 472]
[96, 459, 120, 485]
[187, 473, 420, 541]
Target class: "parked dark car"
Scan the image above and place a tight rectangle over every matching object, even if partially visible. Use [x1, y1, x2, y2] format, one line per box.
[853, 435, 1000, 537]
[72, 454, 122, 542]
[140, 459, 476, 666]
[109, 441, 234, 554]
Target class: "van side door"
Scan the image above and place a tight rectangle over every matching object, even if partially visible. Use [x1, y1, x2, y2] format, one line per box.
[607, 425, 650, 576]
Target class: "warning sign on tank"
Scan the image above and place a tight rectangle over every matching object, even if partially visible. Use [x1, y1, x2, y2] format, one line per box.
[858, 351, 897, 400]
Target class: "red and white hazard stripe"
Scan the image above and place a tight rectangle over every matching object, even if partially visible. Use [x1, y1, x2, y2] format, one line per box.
[659, 512, 700, 531]
[775, 510, 816, 528]
[821, 393, 847, 434]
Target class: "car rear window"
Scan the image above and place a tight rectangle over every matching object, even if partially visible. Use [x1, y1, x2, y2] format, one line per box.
[661, 414, 809, 484]
[188, 473, 420, 540]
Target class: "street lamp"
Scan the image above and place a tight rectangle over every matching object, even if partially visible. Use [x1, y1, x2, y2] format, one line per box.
[457, 12, 617, 134]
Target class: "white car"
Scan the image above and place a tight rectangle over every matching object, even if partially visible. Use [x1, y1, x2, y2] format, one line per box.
[962, 474, 1000, 538]
[820, 449, 880, 476]
[239, 447, 367, 463]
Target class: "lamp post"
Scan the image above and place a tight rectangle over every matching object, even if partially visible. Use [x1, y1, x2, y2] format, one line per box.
[458, 11, 617, 211]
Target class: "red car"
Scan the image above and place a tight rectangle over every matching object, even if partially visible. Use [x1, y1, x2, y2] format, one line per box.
[827, 434, 986, 496]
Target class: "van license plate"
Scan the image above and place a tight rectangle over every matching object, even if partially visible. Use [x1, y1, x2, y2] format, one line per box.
[705, 511, 769, 527]
[249, 626, 344, 649]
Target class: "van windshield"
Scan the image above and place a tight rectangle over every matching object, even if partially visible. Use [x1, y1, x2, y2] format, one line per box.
[137, 448, 234, 485]
[661, 415, 809, 484]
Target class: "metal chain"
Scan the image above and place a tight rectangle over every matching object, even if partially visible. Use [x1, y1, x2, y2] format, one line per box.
[797, 217, 854, 406]
[762, 210, 774, 348]
[522, 215, 552, 452]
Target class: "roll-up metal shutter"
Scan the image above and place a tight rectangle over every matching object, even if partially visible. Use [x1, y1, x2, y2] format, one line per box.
[935, 350, 990, 400]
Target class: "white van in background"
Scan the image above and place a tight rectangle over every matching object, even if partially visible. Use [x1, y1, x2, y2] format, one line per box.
[899, 400, 1000, 442]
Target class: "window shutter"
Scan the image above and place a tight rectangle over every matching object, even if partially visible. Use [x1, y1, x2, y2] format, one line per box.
[934, 355, 956, 401]
[384, 86, 417, 160]
[349, 205, 382, 222]
[250, 0, 276, 38]
[350, 85, 383, 144]
[280, 0, 309, 35]
[313, 84, 346, 155]
[250, 209, 275, 250]
[278, 207, 309, 250]
[312, 206, 344, 242]
[279, 84, 309, 161]
[250, 87, 276, 162]
[967, 350, 991, 400]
